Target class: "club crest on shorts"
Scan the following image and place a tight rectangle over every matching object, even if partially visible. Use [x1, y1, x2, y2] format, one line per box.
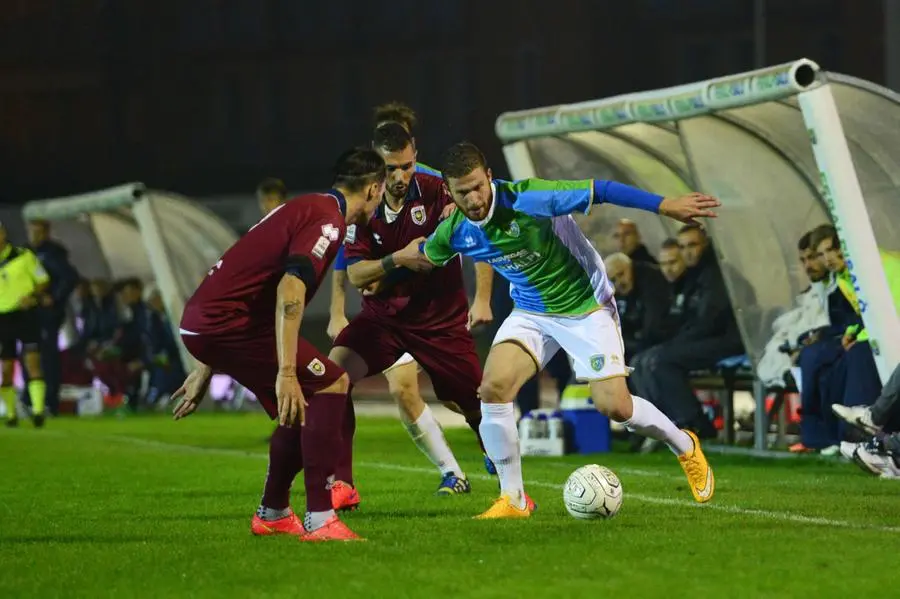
[506, 221, 520, 237]
[307, 358, 326, 377]
[411, 205, 427, 226]
[589, 354, 605, 372]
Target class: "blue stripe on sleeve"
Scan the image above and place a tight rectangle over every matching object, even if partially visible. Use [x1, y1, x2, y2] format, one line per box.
[333, 245, 347, 271]
[593, 180, 663, 213]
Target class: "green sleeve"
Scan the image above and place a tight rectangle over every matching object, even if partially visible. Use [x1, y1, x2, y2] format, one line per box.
[422, 218, 459, 266]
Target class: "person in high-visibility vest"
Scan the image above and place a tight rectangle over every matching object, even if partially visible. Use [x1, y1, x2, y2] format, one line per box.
[0, 220, 51, 427]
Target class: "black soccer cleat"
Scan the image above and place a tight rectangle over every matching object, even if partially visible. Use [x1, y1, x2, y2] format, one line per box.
[32, 414, 45, 428]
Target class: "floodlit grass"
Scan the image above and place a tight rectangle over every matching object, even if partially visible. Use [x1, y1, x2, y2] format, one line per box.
[1, 413, 898, 598]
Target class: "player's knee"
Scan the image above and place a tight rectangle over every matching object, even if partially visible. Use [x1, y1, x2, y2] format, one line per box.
[478, 377, 513, 405]
[323, 372, 350, 396]
[590, 377, 633, 422]
[390, 382, 421, 409]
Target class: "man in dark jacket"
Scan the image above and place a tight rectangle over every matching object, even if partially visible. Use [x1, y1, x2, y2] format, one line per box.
[24, 220, 79, 415]
[604, 253, 674, 363]
[614, 219, 658, 266]
[630, 225, 745, 438]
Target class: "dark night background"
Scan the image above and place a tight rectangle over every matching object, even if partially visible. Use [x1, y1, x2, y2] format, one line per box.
[0, 0, 888, 203]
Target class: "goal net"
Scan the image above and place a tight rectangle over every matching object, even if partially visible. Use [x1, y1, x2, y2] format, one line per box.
[495, 58, 900, 387]
[20, 184, 239, 404]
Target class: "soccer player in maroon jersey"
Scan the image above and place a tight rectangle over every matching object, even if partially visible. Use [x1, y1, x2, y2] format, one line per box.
[170, 148, 392, 542]
[328, 123, 495, 507]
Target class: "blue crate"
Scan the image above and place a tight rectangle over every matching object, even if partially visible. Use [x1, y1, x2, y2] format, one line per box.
[559, 384, 611, 454]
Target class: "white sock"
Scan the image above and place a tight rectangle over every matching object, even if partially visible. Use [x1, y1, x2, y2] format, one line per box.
[479, 402, 525, 508]
[256, 505, 292, 521]
[304, 509, 335, 532]
[403, 405, 464, 477]
[622, 395, 694, 455]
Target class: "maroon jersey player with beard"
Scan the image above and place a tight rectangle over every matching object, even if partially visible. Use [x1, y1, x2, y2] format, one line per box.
[328, 123, 495, 509]
[170, 148, 386, 542]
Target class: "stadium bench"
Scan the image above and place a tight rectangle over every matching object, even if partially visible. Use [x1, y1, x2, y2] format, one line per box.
[689, 355, 755, 445]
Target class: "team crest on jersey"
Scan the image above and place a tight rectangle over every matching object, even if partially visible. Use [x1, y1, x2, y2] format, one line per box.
[506, 221, 520, 237]
[411, 205, 427, 226]
[589, 354, 605, 372]
[307, 358, 326, 377]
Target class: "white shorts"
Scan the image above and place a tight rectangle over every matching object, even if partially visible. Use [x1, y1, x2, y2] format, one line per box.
[492, 306, 627, 381]
[382, 352, 418, 374]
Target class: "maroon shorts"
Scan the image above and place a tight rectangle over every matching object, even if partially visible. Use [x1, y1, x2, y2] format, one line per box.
[333, 314, 482, 412]
[181, 330, 345, 420]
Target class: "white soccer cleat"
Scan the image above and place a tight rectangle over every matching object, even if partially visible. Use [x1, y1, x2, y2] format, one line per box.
[831, 404, 880, 436]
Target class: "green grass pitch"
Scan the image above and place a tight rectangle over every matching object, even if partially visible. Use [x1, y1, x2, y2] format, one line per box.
[1, 413, 899, 598]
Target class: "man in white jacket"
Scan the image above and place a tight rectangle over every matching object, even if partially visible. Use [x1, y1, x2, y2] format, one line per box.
[756, 230, 830, 390]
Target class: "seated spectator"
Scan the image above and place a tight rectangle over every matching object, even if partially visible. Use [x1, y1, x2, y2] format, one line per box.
[614, 219, 657, 265]
[630, 225, 745, 440]
[756, 230, 830, 390]
[793, 225, 883, 453]
[142, 284, 186, 407]
[604, 253, 673, 363]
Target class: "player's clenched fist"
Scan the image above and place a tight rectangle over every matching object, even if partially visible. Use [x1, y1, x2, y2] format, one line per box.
[659, 192, 721, 225]
[393, 236, 434, 272]
[276, 372, 307, 426]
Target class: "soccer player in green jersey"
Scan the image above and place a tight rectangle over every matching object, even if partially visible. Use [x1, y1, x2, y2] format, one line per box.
[395, 142, 721, 519]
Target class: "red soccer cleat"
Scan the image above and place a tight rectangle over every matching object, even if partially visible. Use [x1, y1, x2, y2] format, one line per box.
[299, 515, 364, 542]
[331, 481, 361, 511]
[250, 512, 304, 536]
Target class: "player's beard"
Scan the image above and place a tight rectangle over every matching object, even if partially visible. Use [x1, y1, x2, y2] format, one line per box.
[389, 182, 408, 199]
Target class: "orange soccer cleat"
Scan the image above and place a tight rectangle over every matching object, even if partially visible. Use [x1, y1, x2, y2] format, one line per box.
[331, 481, 361, 511]
[250, 511, 304, 536]
[299, 515, 364, 542]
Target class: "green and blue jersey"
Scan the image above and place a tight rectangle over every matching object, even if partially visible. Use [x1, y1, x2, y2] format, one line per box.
[423, 178, 614, 316]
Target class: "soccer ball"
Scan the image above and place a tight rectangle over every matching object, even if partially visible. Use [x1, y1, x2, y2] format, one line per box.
[563, 464, 623, 519]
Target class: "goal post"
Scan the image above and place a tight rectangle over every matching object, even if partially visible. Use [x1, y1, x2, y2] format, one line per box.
[495, 58, 900, 447]
[21, 183, 239, 374]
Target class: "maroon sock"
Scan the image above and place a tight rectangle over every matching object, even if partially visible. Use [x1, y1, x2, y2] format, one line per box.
[260, 425, 304, 510]
[465, 412, 486, 454]
[333, 391, 356, 485]
[302, 392, 348, 512]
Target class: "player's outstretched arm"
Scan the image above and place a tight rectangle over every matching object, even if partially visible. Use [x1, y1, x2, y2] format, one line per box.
[592, 181, 720, 223]
[275, 273, 309, 426]
[346, 236, 433, 288]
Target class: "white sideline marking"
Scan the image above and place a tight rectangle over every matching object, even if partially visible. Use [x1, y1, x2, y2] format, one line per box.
[46, 432, 900, 534]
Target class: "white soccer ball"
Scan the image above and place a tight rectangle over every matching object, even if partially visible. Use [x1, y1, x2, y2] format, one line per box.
[563, 464, 623, 520]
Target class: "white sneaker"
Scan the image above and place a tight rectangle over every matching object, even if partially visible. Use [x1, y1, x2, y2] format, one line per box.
[853, 443, 899, 477]
[831, 404, 880, 436]
[839, 442, 859, 461]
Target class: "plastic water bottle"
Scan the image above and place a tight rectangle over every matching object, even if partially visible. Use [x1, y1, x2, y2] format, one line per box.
[549, 411, 565, 441]
[534, 412, 549, 439]
[518, 412, 535, 441]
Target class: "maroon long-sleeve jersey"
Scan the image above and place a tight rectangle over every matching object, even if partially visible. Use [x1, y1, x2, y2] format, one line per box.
[181, 191, 347, 336]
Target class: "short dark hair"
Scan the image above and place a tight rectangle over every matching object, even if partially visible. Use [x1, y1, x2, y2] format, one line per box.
[660, 238, 680, 251]
[797, 230, 814, 251]
[332, 147, 386, 192]
[677, 223, 707, 237]
[809, 224, 838, 251]
[440, 142, 488, 179]
[28, 219, 50, 230]
[373, 122, 413, 153]
[373, 102, 418, 132]
[256, 178, 287, 198]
